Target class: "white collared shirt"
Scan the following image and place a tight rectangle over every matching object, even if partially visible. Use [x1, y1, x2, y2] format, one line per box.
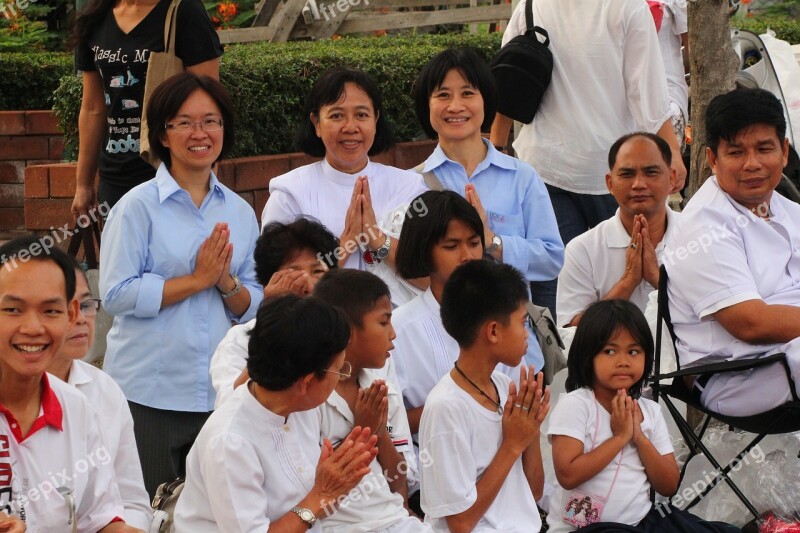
[262, 159, 428, 306]
[175, 385, 324, 532]
[504, 0, 671, 194]
[0, 374, 124, 533]
[63, 360, 151, 530]
[665, 176, 800, 366]
[317, 369, 417, 532]
[557, 208, 679, 327]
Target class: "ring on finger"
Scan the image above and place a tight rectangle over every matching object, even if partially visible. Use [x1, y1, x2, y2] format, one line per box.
[522, 407, 530, 412]
[630, 242, 638, 250]
[514, 403, 523, 408]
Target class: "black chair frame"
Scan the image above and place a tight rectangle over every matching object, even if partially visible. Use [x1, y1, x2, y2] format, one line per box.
[650, 265, 800, 519]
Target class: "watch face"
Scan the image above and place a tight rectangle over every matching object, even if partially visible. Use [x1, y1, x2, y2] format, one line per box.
[376, 247, 390, 259]
[299, 509, 314, 521]
[492, 235, 502, 247]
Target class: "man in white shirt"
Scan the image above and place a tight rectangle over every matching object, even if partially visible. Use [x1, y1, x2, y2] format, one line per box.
[665, 87, 800, 416]
[557, 133, 678, 352]
[0, 236, 141, 533]
[491, 0, 686, 247]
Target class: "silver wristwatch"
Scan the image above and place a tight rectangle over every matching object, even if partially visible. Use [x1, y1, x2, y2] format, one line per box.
[290, 507, 317, 529]
[486, 233, 502, 253]
[219, 273, 242, 299]
[373, 234, 391, 261]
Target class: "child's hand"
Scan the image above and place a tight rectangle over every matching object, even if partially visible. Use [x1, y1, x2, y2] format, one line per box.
[354, 380, 389, 438]
[610, 389, 634, 443]
[502, 366, 549, 455]
[0, 512, 25, 533]
[631, 398, 646, 447]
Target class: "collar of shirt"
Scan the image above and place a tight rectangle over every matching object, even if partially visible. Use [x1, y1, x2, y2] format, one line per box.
[320, 158, 374, 186]
[155, 163, 225, 205]
[421, 286, 440, 314]
[66, 360, 92, 388]
[422, 138, 515, 176]
[0, 373, 63, 443]
[240, 382, 288, 427]
[606, 207, 679, 255]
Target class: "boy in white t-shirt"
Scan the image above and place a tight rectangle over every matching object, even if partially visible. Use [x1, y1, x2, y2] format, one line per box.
[419, 260, 550, 532]
[0, 236, 140, 533]
[312, 269, 429, 532]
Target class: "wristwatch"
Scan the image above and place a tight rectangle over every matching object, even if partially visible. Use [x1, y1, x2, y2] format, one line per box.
[219, 273, 242, 299]
[373, 234, 392, 261]
[290, 507, 317, 529]
[486, 233, 502, 253]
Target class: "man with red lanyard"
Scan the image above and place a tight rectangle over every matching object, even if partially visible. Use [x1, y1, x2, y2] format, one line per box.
[0, 236, 142, 532]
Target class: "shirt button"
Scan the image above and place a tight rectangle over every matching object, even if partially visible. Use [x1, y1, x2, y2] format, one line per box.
[298, 467, 304, 473]
[11, 423, 17, 429]
[283, 426, 290, 432]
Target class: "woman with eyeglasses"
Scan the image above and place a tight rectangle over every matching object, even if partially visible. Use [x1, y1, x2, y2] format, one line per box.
[48, 257, 152, 530]
[99, 73, 262, 498]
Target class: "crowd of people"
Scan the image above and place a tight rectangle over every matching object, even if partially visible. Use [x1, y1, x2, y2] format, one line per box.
[1, 0, 798, 531]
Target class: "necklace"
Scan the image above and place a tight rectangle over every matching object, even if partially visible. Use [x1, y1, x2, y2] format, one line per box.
[453, 361, 503, 414]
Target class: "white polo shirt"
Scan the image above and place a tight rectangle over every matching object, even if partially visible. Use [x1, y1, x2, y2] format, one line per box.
[0, 374, 124, 533]
[317, 369, 419, 532]
[665, 176, 800, 366]
[419, 372, 542, 532]
[556, 208, 679, 327]
[504, 0, 671, 194]
[64, 360, 151, 530]
[210, 319, 399, 409]
[175, 384, 324, 532]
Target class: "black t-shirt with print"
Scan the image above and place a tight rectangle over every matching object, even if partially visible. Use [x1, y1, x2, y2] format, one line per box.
[75, 0, 223, 195]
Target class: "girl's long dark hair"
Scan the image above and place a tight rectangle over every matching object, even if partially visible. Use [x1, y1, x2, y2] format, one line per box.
[71, 0, 117, 49]
[565, 299, 654, 398]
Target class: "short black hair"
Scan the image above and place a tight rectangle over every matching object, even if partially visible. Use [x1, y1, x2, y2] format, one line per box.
[565, 299, 654, 398]
[312, 269, 390, 329]
[146, 73, 236, 168]
[255, 218, 339, 286]
[706, 87, 786, 155]
[0, 235, 77, 301]
[607, 132, 672, 170]
[295, 67, 393, 157]
[247, 294, 350, 391]
[396, 190, 484, 280]
[441, 260, 528, 348]
[413, 47, 497, 139]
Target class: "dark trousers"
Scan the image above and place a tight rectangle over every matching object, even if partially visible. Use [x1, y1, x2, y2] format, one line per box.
[128, 401, 211, 499]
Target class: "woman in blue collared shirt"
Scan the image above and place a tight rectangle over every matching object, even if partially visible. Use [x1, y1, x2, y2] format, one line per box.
[99, 73, 262, 497]
[413, 48, 565, 318]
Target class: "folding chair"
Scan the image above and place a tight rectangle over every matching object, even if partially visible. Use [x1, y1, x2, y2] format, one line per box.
[650, 265, 800, 519]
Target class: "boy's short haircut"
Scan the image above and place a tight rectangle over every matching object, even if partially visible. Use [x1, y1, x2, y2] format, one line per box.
[441, 260, 528, 348]
[395, 190, 485, 280]
[255, 218, 340, 286]
[248, 294, 350, 391]
[312, 269, 390, 328]
[0, 235, 77, 301]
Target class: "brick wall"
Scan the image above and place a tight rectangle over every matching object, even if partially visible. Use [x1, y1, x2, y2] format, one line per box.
[0, 111, 64, 237]
[23, 139, 437, 231]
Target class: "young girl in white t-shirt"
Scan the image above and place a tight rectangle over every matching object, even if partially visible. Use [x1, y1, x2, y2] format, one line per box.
[547, 299, 738, 532]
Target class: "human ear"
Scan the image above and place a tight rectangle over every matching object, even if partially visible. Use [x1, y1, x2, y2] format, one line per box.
[310, 113, 321, 138]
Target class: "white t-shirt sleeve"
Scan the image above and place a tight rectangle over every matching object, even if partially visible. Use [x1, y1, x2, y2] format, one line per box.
[261, 180, 303, 229]
[420, 401, 478, 518]
[642, 399, 674, 456]
[502, 0, 527, 45]
[557, 239, 600, 327]
[210, 322, 252, 408]
[387, 385, 418, 486]
[198, 432, 272, 532]
[547, 391, 591, 444]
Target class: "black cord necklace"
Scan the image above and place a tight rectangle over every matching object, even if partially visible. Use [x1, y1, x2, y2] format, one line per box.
[454, 361, 503, 414]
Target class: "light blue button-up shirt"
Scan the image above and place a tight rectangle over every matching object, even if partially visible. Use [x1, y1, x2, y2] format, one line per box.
[422, 139, 565, 371]
[100, 164, 262, 412]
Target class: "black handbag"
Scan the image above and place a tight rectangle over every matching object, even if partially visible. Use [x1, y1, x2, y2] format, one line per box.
[489, 0, 553, 124]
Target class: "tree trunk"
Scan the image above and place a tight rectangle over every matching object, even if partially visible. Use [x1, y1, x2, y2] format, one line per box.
[686, 0, 740, 199]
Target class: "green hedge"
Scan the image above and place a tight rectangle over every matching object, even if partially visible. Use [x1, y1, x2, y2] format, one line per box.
[0, 52, 72, 110]
[50, 33, 502, 159]
[733, 16, 800, 44]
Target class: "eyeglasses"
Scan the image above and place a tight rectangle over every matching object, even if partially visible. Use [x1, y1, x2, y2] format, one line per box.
[79, 298, 101, 317]
[324, 360, 352, 381]
[164, 118, 224, 133]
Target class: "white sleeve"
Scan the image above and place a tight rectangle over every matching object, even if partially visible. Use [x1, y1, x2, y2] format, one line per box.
[261, 184, 303, 230]
[547, 392, 591, 445]
[210, 322, 252, 408]
[622, 2, 672, 132]
[76, 410, 126, 533]
[419, 401, 477, 518]
[556, 239, 600, 327]
[386, 388, 417, 487]
[198, 433, 272, 532]
[643, 401, 674, 456]
[502, 0, 528, 45]
[110, 388, 152, 529]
